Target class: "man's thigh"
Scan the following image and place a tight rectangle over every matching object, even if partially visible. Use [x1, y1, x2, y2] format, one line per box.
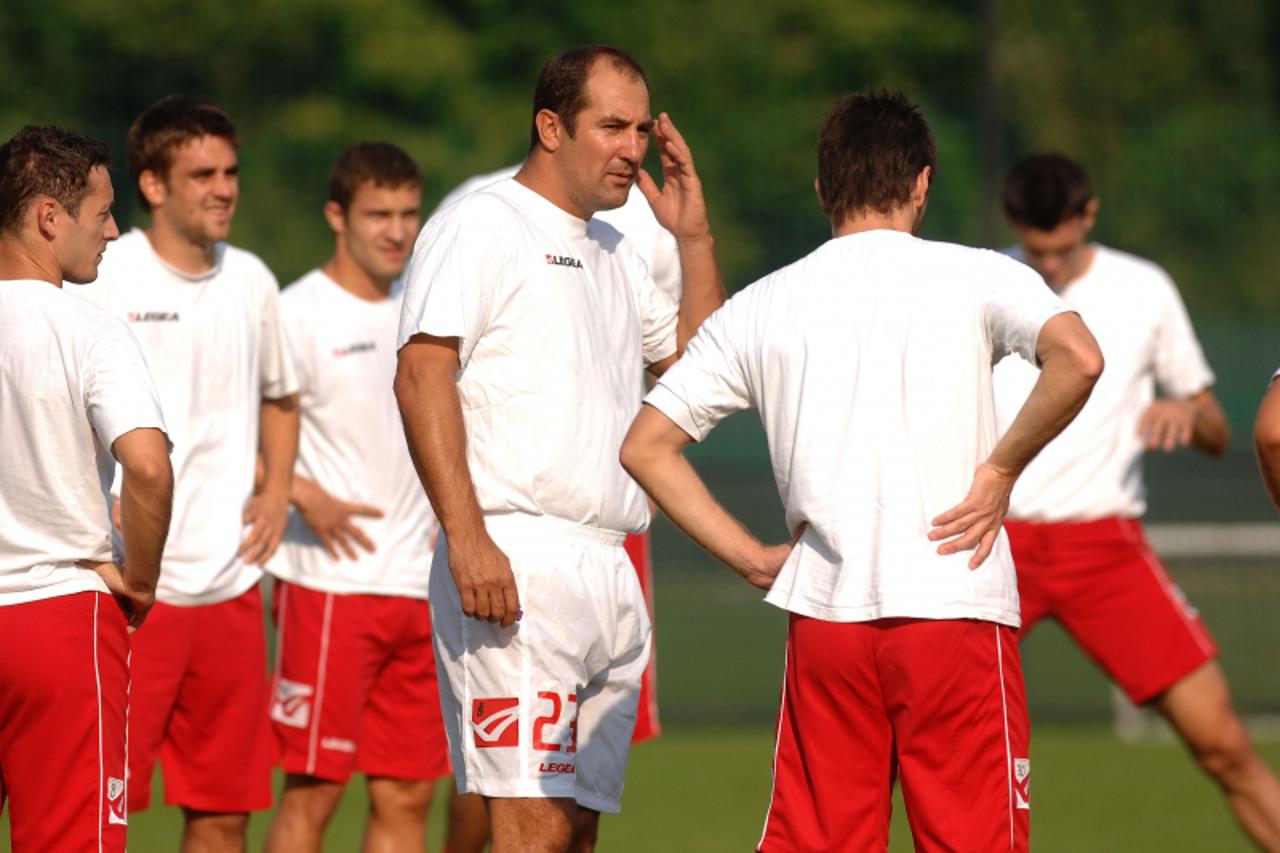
[155, 584, 275, 813]
[883, 619, 1030, 853]
[757, 615, 895, 853]
[1046, 518, 1218, 704]
[0, 593, 129, 852]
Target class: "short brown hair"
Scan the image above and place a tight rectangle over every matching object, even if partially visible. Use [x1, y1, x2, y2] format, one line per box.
[529, 45, 647, 151]
[0, 125, 112, 235]
[328, 141, 422, 211]
[1002, 154, 1093, 230]
[126, 95, 239, 211]
[816, 89, 937, 224]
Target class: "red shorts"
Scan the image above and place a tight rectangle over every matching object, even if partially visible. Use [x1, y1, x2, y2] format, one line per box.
[759, 616, 1030, 853]
[269, 581, 451, 783]
[128, 584, 274, 813]
[0, 592, 129, 852]
[624, 530, 660, 742]
[1007, 517, 1218, 704]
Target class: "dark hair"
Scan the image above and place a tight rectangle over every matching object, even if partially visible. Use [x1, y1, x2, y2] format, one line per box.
[0, 125, 112, 235]
[328, 141, 422, 211]
[529, 44, 647, 151]
[816, 89, 937, 224]
[1001, 153, 1094, 230]
[126, 95, 240, 211]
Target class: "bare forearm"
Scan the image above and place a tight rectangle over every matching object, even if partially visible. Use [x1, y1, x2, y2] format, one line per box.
[991, 358, 1097, 476]
[674, 235, 726, 352]
[1191, 391, 1230, 457]
[1255, 383, 1280, 511]
[260, 394, 300, 500]
[113, 428, 174, 595]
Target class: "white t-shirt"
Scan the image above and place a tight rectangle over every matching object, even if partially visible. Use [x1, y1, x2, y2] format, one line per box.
[645, 230, 1071, 627]
[398, 178, 678, 533]
[435, 165, 682, 301]
[0, 280, 167, 605]
[266, 270, 438, 598]
[73, 229, 298, 606]
[993, 245, 1215, 522]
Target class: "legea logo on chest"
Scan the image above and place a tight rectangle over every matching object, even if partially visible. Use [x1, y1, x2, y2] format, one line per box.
[127, 311, 180, 322]
[545, 253, 584, 269]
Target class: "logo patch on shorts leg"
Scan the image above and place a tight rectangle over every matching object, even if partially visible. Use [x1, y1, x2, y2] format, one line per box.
[106, 776, 127, 825]
[472, 697, 520, 748]
[270, 678, 315, 729]
[1014, 758, 1031, 809]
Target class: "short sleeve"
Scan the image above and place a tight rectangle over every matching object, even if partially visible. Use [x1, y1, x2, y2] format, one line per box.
[644, 295, 752, 441]
[396, 197, 509, 366]
[634, 258, 678, 366]
[259, 270, 300, 399]
[83, 316, 169, 453]
[984, 259, 1073, 365]
[1151, 273, 1215, 398]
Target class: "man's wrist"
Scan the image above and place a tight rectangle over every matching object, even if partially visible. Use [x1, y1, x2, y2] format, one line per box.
[676, 231, 714, 251]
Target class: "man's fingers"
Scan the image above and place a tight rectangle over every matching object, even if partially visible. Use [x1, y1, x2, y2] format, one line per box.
[333, 528, 358, 561]
[316, 531, 340, 561]
[348, 503, 384, 519]
[969, 529, 999, 570]
[930, 500, 973, 529]
[344, 523, 376, 554]
[929, 509, 981, 542]
[458, 585, 478, 619]
[635, 168, 661, 205]
[656, 113, 693, 163]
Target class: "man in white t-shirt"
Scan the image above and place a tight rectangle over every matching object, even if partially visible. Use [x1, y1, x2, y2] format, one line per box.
[74, 96, 300, 851]
[395, 44, 725, 850]
[434, 164, 680, 753]
[1256, 371, 1280, 513]
[993, 153, 1280, 850]
[263, 142, 482, 853]
[621, 90, 1103, 851]
[0, 126, 173, 853]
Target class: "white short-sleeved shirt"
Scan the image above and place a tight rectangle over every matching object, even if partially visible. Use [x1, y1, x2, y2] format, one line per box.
[398, 178, 678, 533]
[435, 165, 682, 301]
[0, 280, 167, 605]
[645, 230, 1071, 627]
[73, 229, 299, 606]
[993, 245, 1215, 522]
[266, 270, 438, 598]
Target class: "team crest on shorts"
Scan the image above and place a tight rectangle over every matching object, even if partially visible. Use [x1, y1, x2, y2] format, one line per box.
[472, 697, 520, 748]
[106, 776, 127, 825]
[1014, 758, 1031, 809]
[270, 678, 315, 729]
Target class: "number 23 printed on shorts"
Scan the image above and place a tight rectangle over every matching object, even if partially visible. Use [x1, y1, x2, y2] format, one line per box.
[471, 690, 579, 776]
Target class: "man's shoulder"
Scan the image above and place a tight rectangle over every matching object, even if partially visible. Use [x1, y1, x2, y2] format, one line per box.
[280, 269, 329, 305]
[218, 242, 277, 283]
[1092, 244, 1176, 289]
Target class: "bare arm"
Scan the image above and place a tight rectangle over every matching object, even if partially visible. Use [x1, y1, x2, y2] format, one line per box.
[637, 113, 726, 374]
[620, 406, 800, 589]
[1139, 389, 1230, 457]
[1255, 379, 1280, 512]
[394, 334, 520, 627]
[241, 393, 300, 564]
[90, 427, 173, 630]
[930, 312, 1104, 567]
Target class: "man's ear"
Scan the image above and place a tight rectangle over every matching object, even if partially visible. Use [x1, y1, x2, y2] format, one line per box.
[534, 109, 564, 153]
[138, 169, 167, 209]
[33, 196, 61, 240]
[323, 200, 346, 236]
[912, 166, 932, 207]
[1081, 197, 1100, 234]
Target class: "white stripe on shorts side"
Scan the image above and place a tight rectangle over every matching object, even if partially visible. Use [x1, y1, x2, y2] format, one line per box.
[1118, 520, 1217, 659]
[757, 631, 791, 851]
[996, 625, 1014, 850]
[306, 592, 335, 776]
[93, 594, 104, 853]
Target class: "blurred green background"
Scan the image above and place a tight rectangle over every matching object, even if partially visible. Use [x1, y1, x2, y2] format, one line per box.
[3, 0, 1280, 849]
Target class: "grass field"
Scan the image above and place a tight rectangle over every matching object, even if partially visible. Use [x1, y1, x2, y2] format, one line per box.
[4, 511, 1279, 850]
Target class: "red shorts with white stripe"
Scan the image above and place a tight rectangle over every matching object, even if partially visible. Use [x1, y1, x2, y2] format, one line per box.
[758, 616, 1030, 853]
[269, 581, 451, 783]
[0, 592, 129, 852]
[1006, 517, 1218, 704]
[623, 531, 660, 743]
[128, 584, 275, 813]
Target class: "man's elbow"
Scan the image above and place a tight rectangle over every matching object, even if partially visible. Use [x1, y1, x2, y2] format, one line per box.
[1254, 415, 1280, 460]
[125, 453, 174, 493]
[1076, 343, 1105, 386]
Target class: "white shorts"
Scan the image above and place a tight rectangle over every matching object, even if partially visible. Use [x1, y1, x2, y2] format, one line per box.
[430, 513, 651, 813]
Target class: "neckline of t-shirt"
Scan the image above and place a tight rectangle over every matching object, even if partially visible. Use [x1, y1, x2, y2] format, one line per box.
[498, 179, 591, 238]
[313, 268, 402, 307]
[131, 228, 225, 283]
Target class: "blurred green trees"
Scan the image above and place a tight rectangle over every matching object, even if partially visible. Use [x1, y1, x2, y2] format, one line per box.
[2, 0, 1276, 317]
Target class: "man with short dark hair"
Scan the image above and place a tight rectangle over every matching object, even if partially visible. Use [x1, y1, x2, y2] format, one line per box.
[262, 141, 478, 853]
[0, 125, 173, 852]
[620, 90, 1103, 851]
[75, 95, 300, 852]
[995, 152, 1280, 850]
[395, 44, 724, 850]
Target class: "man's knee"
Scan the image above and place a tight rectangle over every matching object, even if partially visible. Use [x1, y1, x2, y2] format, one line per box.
[182, 809, 250, 851]
[489, 796, 575, 851]
[277, 777, 346, 828]
[1189, 718, 1260, 784]
[368, 777, 434, 822]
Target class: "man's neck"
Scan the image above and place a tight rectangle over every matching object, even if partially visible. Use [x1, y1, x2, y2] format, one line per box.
[0, 238, 62, 285]
[322, 254, 392, 302]
[145, 222, 218, 276]
[1057, 244, 1098, 292]
[833, 205, 920, 238]
[515, 157, 590, 221]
